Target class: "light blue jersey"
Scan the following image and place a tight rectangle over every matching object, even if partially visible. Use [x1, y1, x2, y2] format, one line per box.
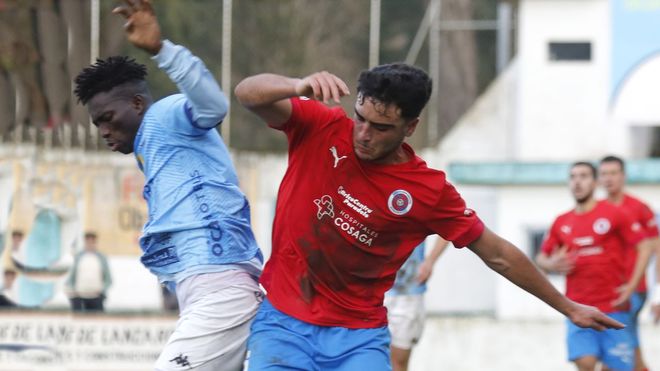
[133, 40, 262, 285]
[386, 242, 426, 296]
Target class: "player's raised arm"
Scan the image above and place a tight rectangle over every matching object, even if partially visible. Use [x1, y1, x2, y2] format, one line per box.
[113, 0, 162, 55]
[235, 72, 350, 128]
[469, 228, 624, 331]
[114, 0, 227, 129]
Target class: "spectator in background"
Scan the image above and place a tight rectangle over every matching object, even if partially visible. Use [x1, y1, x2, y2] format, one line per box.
[66, 232, 112, 312]
[0, 230, 24, 308]
[10, 231, 24, 253]
[0, 269, 17, 307]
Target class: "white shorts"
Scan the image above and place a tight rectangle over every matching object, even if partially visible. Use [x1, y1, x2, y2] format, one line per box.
[384, 294, 425, 350]
[155, 270, 263, 371]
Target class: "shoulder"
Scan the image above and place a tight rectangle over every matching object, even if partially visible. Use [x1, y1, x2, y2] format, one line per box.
[553, 210, 573, 225]
[151, 94, 186, 109]
[623, 193, 653, 211]
[148, 94, 187, 117]
[291, 97, 347, 122]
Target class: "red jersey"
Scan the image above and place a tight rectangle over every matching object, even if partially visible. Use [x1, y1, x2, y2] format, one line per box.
[541, 200, 645, 313]
[611, 194, 659, 293]
[262, 98, 484, 328]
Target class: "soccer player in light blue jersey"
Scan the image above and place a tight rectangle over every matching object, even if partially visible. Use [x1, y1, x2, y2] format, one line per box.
[385, 237, 448, 371]
[74, 1, 262, 370]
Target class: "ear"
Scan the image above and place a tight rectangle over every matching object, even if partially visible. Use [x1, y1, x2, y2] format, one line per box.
[131, 94, 147, 115]
[404, 118, 419, 137]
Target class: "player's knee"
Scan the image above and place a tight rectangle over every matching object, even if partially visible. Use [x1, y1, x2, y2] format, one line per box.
[573, 355, 598, 371]
[390, 348, 411, 371]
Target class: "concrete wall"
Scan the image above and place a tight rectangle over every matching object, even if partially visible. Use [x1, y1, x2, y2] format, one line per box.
[517, 0, 619, 160]
[410, 316, 660, 371]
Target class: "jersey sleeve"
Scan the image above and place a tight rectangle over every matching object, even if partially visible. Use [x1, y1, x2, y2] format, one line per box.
[149, 94, 210, 137]
[426, 180, 484, 248]
[540, 220, 561, 255]
[153, 40, 228, 132]
[269, 97, 344, 152]
[638, 202, 659, 238]
[615, 208, 646, 249]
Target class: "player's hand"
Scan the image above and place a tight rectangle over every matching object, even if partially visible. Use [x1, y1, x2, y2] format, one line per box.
[113, 0, 163, 55]
[416, 260, 434, 284]
[567, 301, 625, 331]
[547, 245, 575, 274]
[611, 283, 634, 309]
[295, 71, 350, 104]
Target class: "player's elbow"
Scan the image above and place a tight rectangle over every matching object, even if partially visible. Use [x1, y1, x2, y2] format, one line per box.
[234, 78, 267, 109]
[234, 80, 253, 107]
[484, 254, 512, 275]
[198, 95, 228, 128]
[210, 93, 229, 120]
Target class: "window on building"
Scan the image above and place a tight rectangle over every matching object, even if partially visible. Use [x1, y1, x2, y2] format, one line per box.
[528, 228, 547, 259]
[549, 42, 592, 61]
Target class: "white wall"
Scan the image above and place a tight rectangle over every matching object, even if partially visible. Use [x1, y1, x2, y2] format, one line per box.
[517, 0, 615, 160]
[424, 186, 499, 314]
[410, 316, 660, 371]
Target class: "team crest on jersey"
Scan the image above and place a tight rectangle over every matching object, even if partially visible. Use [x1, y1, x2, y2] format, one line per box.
[388, 189, 413, 215]
[592, 218, 611, 235]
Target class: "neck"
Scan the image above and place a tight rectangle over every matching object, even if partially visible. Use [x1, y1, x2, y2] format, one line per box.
[390, 146, 410, 164]
[575, 197, 597, 214]
[607, 191, 624, 204]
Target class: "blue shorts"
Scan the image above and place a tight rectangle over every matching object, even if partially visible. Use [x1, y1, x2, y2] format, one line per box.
[628, 292, 646, 348]
[247, 298, 391, 371]
[566, 311, 634, 371]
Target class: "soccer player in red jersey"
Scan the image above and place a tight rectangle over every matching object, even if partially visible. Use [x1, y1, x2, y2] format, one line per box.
[599, 155, 660, 371]
[654, 251, 660, 324]
[235, 65, 625, 370]
[536, 162, 654, 371]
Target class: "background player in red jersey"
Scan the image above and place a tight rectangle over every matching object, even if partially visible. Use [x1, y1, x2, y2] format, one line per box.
[654, 250, 660, 324]
[536, 162, 654, 371]
[599, 155, 660, 371]
[235, 66, 625, 371]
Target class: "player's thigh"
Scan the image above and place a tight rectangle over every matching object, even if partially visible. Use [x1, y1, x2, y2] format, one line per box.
[566, 321, 600, 362]
[385, 295, 424, 350]
[317, 325, 391, 371]
[247, 299, 317, 371]
[628, 293, 646, 348]
[156, 278, 262, 371]
[600, 313, 634, 371]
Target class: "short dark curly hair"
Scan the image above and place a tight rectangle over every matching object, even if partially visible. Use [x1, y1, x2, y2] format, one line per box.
[74, 56, 148, 105]
[356, 63, 432, 119]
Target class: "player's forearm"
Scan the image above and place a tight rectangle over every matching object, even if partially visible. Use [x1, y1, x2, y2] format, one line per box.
[502, 247, 572, 314]
[235, 74, 301, 108]
[154, 40, 228, 128]
[426, 238, 449, 265]
[470, 232, 574, 317]
[628, 238, 654, 289]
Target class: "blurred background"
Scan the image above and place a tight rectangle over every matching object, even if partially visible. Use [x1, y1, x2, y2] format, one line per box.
[0, 0, 658, 370]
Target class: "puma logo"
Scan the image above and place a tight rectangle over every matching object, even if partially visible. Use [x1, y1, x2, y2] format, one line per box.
[330, 146, 347, 168]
